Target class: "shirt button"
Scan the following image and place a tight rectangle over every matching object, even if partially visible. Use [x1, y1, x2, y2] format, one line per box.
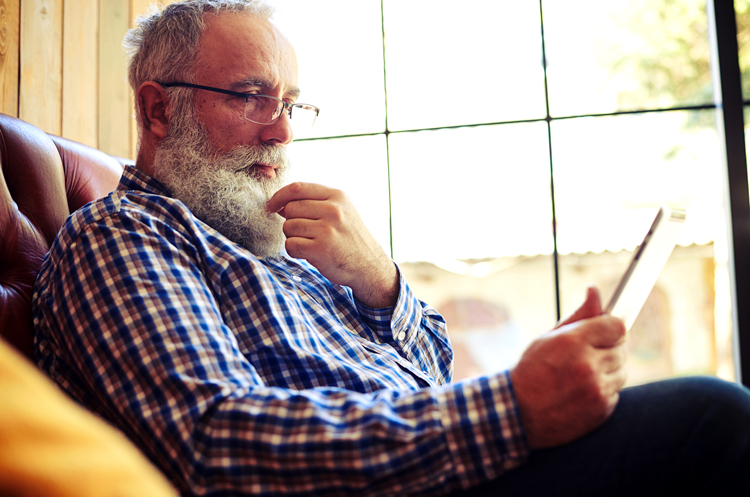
[292, 276, 302, 282]
[397, 331, 406, 341]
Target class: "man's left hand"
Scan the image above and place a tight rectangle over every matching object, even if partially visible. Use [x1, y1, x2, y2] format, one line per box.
[267, 182, 399, 308]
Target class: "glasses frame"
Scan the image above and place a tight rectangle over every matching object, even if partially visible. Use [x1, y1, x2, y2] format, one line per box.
[159, 82, 319, 126]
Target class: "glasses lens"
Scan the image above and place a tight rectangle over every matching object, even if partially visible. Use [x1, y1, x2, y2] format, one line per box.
[244, 95, 282, 124]
[244, 96, 319, 128]
[289, 104, 319, 129]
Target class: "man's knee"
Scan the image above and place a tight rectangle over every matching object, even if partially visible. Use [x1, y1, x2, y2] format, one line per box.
[662, 375, 750, 424]
[688, 376, 750, 450]
[628, 375, 750, 433]
[639, 376, 750, 493]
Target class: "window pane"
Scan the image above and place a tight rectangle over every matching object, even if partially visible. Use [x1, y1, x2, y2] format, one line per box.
[383, 0, 546, 131]
[544, 0, 713, 117]
[390, 123, 557, 380]
[389, 124, 554, 260]
[271, 1, 386, 138]
[287, 136, 391, 253]
[552, 110, 736, 384]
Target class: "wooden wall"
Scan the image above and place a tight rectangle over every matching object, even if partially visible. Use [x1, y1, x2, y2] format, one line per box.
[0, 0, 178, 160]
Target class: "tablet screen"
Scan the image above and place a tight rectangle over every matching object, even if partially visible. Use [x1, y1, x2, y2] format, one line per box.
[604, 206, 686, 331]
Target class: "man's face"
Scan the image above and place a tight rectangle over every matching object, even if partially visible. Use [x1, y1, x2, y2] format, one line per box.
[150, 12, 300, 257]
[190, 11, 300, 176]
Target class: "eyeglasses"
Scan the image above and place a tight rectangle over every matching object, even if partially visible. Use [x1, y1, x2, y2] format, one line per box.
[160, 82, 320, 128]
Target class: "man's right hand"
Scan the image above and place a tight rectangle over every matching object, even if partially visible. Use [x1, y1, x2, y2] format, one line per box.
[510, 287, 627, 450]
[266, 182, 399, 308]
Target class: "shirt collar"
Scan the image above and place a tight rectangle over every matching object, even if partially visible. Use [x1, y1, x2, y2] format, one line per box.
[117, 165, 173, 197]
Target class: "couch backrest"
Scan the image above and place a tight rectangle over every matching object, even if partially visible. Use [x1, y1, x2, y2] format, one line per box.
[0, 113, 125, 360]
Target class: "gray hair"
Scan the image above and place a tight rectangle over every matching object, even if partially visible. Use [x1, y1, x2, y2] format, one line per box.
[123, 0, 275, 124]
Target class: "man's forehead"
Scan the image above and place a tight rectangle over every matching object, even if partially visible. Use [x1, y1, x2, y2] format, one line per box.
[194, 11, 298, 91]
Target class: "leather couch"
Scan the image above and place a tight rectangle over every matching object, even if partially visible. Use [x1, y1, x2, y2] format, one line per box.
[0, 113, 128, 360]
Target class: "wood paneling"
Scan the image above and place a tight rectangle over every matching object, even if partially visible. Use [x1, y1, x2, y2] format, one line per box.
[99, 0, 131, 158]
[19, 0, 62, 134]
[131, 0, 155, 22]
[3, 0, 184, 158]
[0, 0, 19, 117]
[62, 0, 98, 147]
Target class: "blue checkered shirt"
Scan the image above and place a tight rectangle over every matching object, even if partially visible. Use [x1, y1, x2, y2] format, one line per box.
[33, 166, 528, 496]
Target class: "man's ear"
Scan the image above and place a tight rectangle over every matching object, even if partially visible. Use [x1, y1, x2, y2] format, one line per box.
[137, 82, 171, 140]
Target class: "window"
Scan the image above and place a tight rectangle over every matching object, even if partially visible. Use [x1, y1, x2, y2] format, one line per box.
[271, 0, 748, 385]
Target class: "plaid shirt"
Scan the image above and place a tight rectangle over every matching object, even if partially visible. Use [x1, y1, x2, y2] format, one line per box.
[33, 166, 528, 496]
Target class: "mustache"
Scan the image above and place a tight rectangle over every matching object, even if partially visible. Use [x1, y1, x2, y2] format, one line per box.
[215, 144, 290, 173]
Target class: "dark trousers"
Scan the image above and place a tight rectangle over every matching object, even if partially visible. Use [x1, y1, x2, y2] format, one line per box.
[453, 376, 750, 496]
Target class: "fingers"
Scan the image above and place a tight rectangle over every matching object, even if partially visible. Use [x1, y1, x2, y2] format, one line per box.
[599, 344, 627, 374]
[282, 217, 322, 239]
[282, 198, 343, 225]
[593, 344, 627, 411]
[282, 218, 338, 262]
[267, 182, 336, 214]
[589, 337, 628, 411]
[276, 191, 347, 254]
[600, 363, 627, 418]
[284, 236, 318, 261]
[608, 362, 628, 392]
[556, 286, 603, 329]
[579, 314, 626, 349]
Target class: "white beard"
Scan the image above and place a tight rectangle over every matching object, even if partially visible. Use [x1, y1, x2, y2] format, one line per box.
[152, 114, 290, 258]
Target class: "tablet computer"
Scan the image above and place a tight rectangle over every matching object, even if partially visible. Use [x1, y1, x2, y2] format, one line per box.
[604, 206, 686, 331]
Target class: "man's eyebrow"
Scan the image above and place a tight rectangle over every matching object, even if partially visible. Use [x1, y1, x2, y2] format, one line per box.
[286, 86, 301, 99]
[232, 78, 301, 99]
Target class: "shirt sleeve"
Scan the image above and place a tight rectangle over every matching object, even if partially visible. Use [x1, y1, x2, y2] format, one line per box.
[34, 206, 528, 496]
[356, 265, 454, 385]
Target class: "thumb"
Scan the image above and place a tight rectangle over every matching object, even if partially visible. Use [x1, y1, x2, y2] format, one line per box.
[556, 286, 603, 329]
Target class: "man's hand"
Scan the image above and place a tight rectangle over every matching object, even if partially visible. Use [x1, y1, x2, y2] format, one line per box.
[510, 287, 627, 450]
[267, 182, 399, 308]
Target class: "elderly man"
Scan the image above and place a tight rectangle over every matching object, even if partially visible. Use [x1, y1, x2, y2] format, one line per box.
[33, 1, 750, 495]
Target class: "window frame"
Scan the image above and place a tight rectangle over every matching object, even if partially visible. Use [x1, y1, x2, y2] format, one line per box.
[293, 0, 750, 386]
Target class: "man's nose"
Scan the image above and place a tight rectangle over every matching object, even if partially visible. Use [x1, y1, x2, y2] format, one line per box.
[260, 109, 294, 146]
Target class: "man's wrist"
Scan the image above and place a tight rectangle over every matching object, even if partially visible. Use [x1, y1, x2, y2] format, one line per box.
[352, 260, 399, 308]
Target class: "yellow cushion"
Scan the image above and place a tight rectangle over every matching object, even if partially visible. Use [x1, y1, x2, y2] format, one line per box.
[0, 338, 177, 497]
